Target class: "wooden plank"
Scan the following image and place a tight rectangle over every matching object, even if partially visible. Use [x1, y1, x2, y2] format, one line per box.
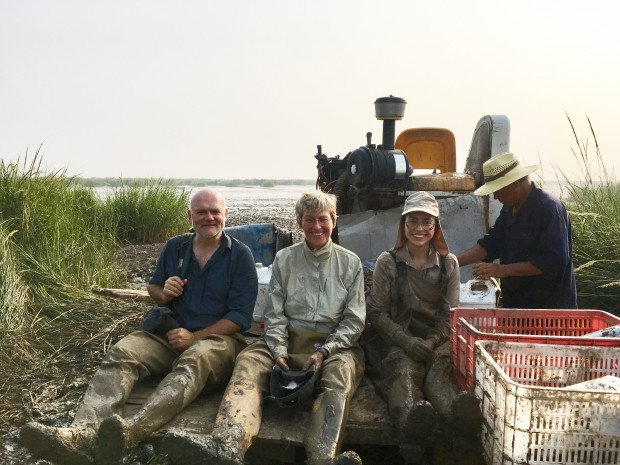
[92, 287, 152, 302]
[123, 376, 396, 451]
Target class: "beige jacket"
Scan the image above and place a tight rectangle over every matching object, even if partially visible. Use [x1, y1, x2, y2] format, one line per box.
[264, 239, 366, 360]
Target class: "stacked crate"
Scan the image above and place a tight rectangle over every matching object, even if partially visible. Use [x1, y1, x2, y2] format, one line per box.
[475, 340, 620, 465]
[449, 308, 620, 465]
[450, 308, 620, 390]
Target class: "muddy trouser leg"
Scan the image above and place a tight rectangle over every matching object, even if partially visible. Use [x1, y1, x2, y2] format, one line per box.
[75, 331, 178, 426]
[304, 345, 364, 465]
[20, 331, 176, 465]
[423, 342, 483, 465]
[162, 340, 273, 465]
[423, 342, 458, 420]
[96, 334, 246, 464]
[370, 347, 438, 464]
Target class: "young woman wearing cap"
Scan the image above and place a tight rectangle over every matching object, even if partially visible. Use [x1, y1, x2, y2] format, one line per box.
[361, 191, 481, 465]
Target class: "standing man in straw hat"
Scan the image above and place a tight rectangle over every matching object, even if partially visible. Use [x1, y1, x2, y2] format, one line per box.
[457, 152, 577, 309]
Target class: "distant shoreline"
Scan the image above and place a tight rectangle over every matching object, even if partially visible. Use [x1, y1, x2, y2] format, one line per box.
[78, 178, 315, 188]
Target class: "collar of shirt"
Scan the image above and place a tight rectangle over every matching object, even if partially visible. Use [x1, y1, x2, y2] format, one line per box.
[302, 238, 333, 261]
[220, 231, 232, 250]
[195, 231, 232, 268]
[394, 244, 439, 270]
[505, 182, 539, 222]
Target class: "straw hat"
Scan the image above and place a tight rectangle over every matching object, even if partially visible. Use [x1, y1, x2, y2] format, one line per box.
[401, 191, 449, 256]
[474, 152, 539, 196]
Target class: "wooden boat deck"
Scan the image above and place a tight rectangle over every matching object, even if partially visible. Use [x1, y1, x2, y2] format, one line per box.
[117, 319, 397, 463]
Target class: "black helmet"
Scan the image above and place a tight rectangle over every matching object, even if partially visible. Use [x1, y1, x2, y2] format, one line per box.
[269, 365, 318, 408]
[140, 306, 180, 336]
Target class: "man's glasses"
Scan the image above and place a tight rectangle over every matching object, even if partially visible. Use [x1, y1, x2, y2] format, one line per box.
[405, 219, 435, 230]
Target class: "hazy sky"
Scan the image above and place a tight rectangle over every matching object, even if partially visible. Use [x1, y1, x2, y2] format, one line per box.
[1, 0, 618, 181]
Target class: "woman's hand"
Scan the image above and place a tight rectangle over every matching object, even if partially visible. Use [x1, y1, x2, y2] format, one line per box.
[275, 357, 290, 371]
[402, 336, 434, 362]
[303, 351, 324, 371]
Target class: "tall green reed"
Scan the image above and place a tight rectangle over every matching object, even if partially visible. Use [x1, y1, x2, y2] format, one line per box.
[105, 180, 189, 244]
[0, 154, 190, 431]
[0, 224, 30, 328]
[557, 116, 620, 314]
[0, 153, 121, 327]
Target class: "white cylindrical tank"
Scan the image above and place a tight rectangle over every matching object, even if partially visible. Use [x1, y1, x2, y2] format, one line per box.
[459, 279, 497, 308]
[254, 263, 272, 322]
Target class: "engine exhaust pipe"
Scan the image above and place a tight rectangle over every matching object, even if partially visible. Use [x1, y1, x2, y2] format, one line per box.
[374, 96, 406, 150]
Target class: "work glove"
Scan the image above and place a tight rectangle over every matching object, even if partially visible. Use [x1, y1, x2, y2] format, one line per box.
[368, 311, 434, 362]
[393, 331, 434, 362]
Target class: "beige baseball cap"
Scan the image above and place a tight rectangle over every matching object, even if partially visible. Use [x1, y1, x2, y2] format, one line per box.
[401, 191, 449, 256]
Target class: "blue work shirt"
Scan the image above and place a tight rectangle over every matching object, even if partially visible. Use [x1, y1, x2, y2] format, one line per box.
[149, 232, 258, 331]
[478, 184, 577, 309]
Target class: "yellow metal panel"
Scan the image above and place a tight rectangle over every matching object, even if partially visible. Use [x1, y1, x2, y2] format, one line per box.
[395, 128, 457, 173]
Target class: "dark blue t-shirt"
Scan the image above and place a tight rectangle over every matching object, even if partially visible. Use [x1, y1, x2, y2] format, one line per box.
[478, 184, 577, 309]
[149, 232, 258, 331]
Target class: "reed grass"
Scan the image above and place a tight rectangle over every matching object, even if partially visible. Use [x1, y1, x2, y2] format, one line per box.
[105, 180, 189, 244]
[0, 154, 122, 325]
[0, 153, 191, 432]
[557, 116, 620, 315]
[0, 158, 189, 328]
[0, 224, 30, 328]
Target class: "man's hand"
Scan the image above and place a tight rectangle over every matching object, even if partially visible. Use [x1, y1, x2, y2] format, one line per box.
[275, 357, 290, 371]
[166, 327, 195, 351]
[303, 351, 324, 371]
[162, 276, 188, 302]
[473, 260, 543, 279]
[473, 262, 504, 280]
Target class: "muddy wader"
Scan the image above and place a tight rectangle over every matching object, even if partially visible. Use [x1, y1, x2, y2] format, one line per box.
[20, 330, 244, 465]
[163, 330, 365, 465]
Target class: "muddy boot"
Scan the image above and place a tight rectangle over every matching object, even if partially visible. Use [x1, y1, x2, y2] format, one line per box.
[96, 370, 204, 465]
[162, 377, 263, 465]
[304, 389, 360, 465]
[19, 422, 96, 465]
[445, 391, 484, 464]
[400, 400, 440, 464]
[162, 428, 245, 465]
[330, 450, 363, 465]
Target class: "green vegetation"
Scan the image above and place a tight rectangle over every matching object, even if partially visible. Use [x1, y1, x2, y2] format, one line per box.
[0, 155, 118, 320]
[0, 154, 189, 432]
[0, 154, 190, 329]
[106, 180, 189, 244]
[558, 117, 620, 315]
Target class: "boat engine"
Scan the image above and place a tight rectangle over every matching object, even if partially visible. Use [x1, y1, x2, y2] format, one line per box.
[315, 96, 413, 214]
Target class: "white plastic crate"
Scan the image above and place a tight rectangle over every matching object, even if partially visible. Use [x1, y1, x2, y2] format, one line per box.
[474, 340, 620, 465]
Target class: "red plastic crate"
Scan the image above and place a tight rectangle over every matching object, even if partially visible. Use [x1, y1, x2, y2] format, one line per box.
[450, 307, 620, 390]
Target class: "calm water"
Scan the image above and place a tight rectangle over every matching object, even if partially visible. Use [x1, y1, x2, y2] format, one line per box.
[94, 184, 316, 200]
